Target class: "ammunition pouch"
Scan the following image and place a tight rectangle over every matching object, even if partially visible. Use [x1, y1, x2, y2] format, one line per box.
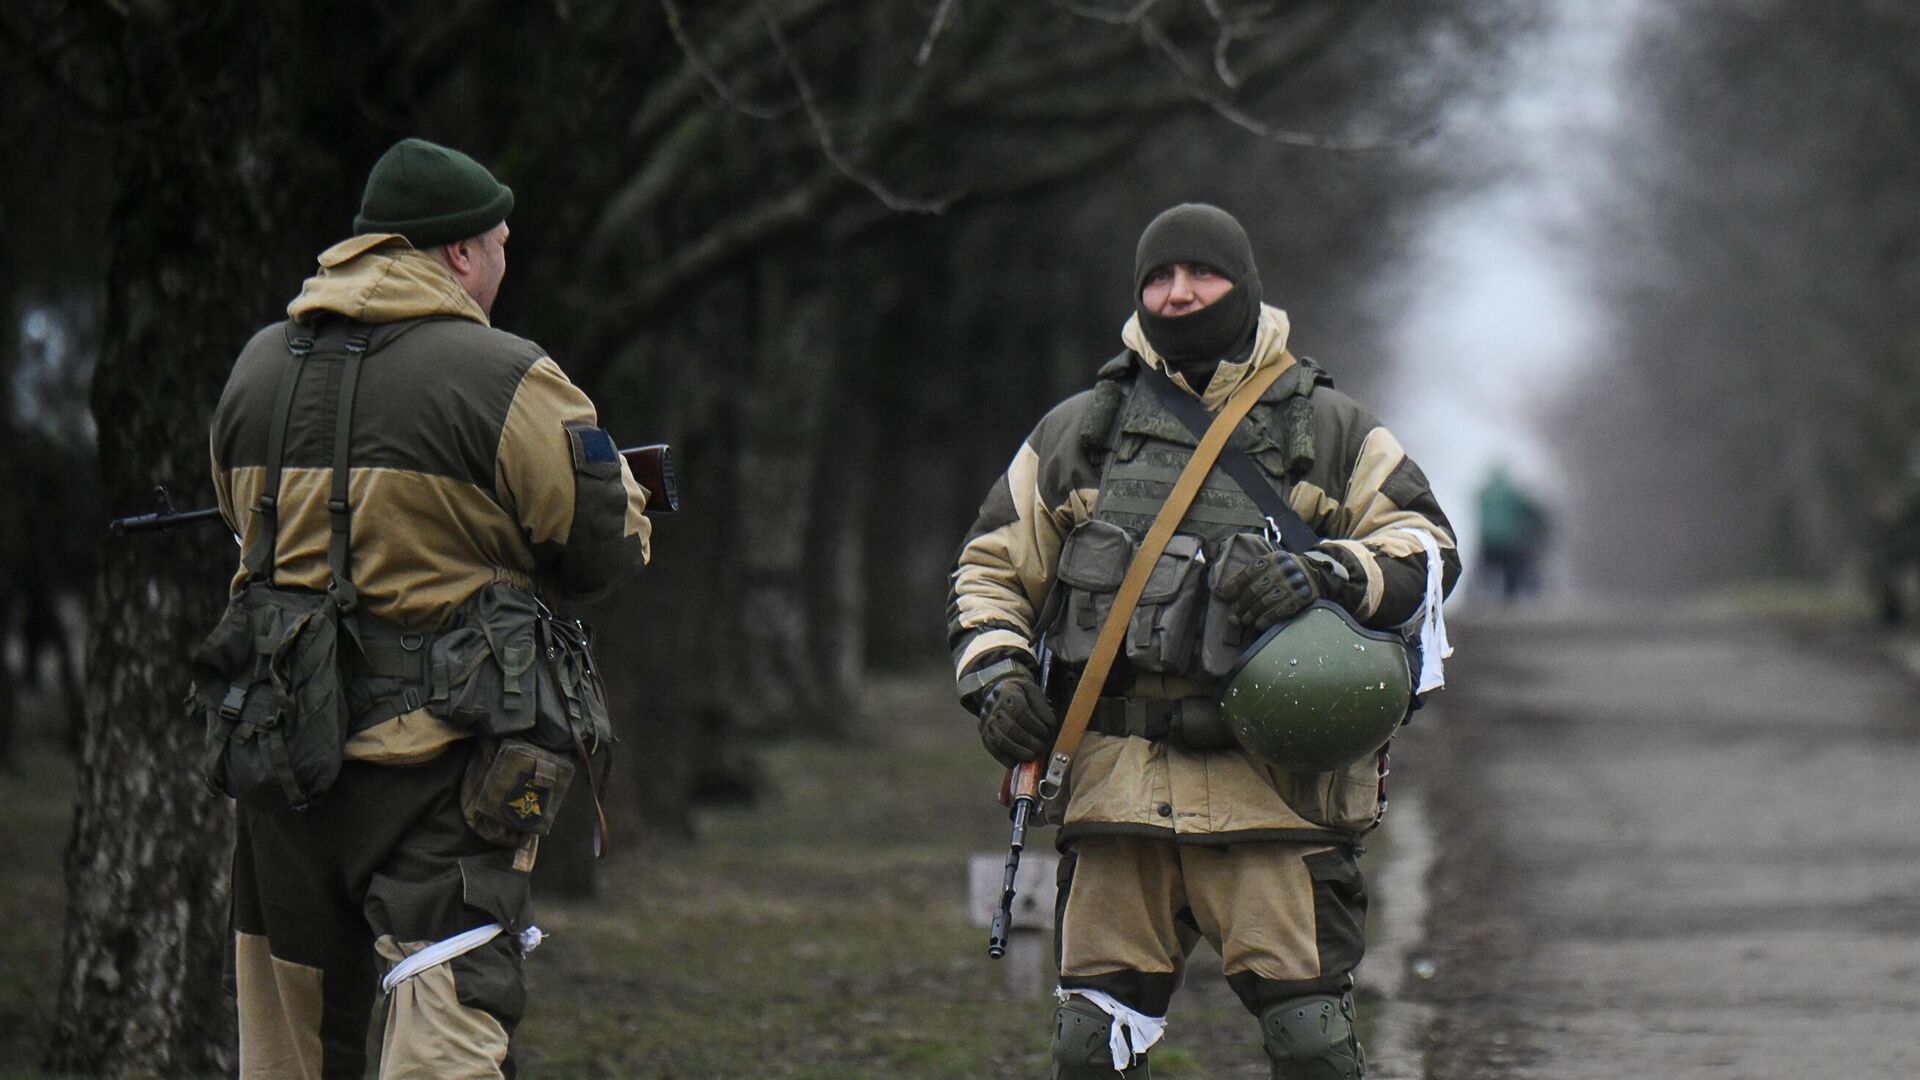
[1198, 532, 1273, 677]
[1088, 695, 1237, 751]
[1053, 519, 1132, 666]
[1053, 522, 1292, 686]
[190, 584, 348, 812]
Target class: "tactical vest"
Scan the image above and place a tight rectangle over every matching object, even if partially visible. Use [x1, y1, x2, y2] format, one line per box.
[1048, 353, 1326, 686]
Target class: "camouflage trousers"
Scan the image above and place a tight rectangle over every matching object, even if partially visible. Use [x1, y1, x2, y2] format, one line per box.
[230, 741, 533, 1079]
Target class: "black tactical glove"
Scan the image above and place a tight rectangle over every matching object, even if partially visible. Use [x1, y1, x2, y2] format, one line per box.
[1222, 548, 1341, 632]
[977, 670, 1060, 768]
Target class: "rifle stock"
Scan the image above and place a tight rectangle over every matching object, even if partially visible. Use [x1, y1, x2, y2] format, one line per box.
[617, 443, 679, 513]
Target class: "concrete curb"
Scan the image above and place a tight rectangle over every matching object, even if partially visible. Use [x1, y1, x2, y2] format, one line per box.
[1366, 787, 1436, 1079]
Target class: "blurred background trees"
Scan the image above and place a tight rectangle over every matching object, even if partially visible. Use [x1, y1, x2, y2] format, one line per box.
[2, 0, 1915, 1073]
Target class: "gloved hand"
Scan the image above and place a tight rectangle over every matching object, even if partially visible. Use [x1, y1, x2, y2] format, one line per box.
[1222, 548, 1340, 632]
[977, 670, 1060, 768]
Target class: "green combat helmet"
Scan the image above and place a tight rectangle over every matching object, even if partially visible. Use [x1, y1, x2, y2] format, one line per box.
[1221, 601, 1413, 773]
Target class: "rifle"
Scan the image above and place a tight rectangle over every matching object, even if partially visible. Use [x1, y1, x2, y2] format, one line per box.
[987, 638, 1051, 959]
[107, 443, 680, 535]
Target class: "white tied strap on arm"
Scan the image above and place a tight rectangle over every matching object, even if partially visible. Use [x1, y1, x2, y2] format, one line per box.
[1396, 527, 1453, 693]
[1058, 988, 1167, 1071]
[381, 923, 546, 993]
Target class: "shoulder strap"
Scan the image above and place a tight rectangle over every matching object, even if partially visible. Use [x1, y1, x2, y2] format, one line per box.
[1036, 354, 1293, 801]
[326, 330, 370, 614]
[241, 327, 316, 584]
[237, 321, 376, 612]
[1140, 360, 1322, 553]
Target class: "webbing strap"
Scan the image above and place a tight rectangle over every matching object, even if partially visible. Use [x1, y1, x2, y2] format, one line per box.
[242, 330, 314, 583]
[1037, 354, 1295, 799]
[326, 333, 369, 614]
[1141, 362, 1320, 553]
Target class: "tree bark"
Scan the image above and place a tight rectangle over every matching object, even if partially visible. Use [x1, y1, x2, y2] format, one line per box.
[48, 113, 253, 1080]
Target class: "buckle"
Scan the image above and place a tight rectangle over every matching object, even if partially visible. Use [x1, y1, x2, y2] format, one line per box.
[399, 632, 424, 652]
[218, 685, 248, 721]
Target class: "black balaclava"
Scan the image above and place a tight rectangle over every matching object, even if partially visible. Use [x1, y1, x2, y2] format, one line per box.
[1133, 203, 1262, 385]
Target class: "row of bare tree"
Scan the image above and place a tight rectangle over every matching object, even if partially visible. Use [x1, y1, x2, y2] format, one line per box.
[3, 0, 1509, 1071]
[1553, 3, 1920, 587]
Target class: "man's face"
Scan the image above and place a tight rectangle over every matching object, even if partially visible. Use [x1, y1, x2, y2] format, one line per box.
[1140, 261, 1232, 317]
[465, 222, 509, 317]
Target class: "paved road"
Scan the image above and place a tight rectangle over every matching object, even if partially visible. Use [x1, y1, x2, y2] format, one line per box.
[1400, 608, 1920, 1079]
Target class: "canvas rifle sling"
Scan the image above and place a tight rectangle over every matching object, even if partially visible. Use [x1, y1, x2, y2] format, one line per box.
[1037, 352, 1296, 799]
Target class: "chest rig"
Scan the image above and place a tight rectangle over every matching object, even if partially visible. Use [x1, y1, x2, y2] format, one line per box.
[1090, 353, 1323, 549]
[1046, 353, 1328, 702]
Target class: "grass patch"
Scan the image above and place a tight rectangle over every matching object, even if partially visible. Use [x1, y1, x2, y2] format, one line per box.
[0, 726, 72, 1077]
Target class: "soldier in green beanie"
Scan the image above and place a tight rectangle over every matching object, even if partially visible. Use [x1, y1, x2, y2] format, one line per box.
[205, 137, 652, 1079]
[950, 203, 1460, 1078]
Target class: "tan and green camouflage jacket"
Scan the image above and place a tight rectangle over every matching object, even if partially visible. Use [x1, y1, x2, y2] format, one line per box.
[948, 304, 1458, 844]
[210, 234, 651, 764]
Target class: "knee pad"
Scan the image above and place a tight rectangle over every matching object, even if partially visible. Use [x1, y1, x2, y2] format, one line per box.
[1259, 993, 1364, 1080]
[1051, 996, 1149, 1079]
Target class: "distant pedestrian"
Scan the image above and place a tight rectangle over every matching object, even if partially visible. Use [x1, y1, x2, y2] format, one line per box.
[1474, 464, 1550, 602]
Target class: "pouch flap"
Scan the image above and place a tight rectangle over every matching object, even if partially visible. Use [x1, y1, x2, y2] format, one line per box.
[1209, 532, 1278, 596]
[1057, 519, 1133, 592]
[1136, 533, 1206, 604]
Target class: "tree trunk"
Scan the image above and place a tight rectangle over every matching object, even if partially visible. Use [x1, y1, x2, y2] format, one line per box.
[48, 137, 251, 1078]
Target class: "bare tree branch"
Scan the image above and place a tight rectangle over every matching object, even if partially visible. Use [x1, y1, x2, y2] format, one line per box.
[630, 0, 845, 144]
[1141, 18, 1429, 151]
[662, 0, 792, 120]
[1051, 0, 1161, 26]
[757, 1, 949, 213]
[916, 0, 961, 65]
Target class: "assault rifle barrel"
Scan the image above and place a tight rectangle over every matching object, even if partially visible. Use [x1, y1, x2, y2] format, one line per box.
[107, 444, 680, 536]
[987, 757, 1041, 958]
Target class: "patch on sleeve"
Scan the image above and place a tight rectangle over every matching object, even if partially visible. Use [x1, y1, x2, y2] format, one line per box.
[1380, 456, 1431, 508]
[566, 423, 619, 469]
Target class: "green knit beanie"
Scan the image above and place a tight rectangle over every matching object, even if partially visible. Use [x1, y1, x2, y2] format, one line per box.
[353, 138, 514, 249]
[1133, 203, 1263, 366]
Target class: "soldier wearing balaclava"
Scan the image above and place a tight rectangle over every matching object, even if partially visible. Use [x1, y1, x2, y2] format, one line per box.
[948, 202, 1462, 1078]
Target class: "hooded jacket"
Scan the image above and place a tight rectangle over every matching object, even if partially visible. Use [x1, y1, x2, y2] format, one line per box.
[948, 304, 1458, 844]
[209, 234, 651, 763]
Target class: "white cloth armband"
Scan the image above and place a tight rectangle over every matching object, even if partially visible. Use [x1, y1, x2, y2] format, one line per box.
[1057, 987, 1167, 1071]
[381, 922, 545, 993]
[1395, 527, 1453, 693]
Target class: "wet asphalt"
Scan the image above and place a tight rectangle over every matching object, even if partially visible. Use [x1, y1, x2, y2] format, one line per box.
[1392, 606, 1920, 1079]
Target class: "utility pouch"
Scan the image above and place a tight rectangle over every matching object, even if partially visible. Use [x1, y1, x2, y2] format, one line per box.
[1122, 533, 1208, 674]
[1051, 519, 1133, 665]
[190, 585, 348, 811]
[428, 583, 613, 755]
[1199, 532, 1278, 677]
[461, 737, 577, 845]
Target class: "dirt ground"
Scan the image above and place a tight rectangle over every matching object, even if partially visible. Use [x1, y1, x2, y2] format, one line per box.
[1409, 605, 1920, 1079]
